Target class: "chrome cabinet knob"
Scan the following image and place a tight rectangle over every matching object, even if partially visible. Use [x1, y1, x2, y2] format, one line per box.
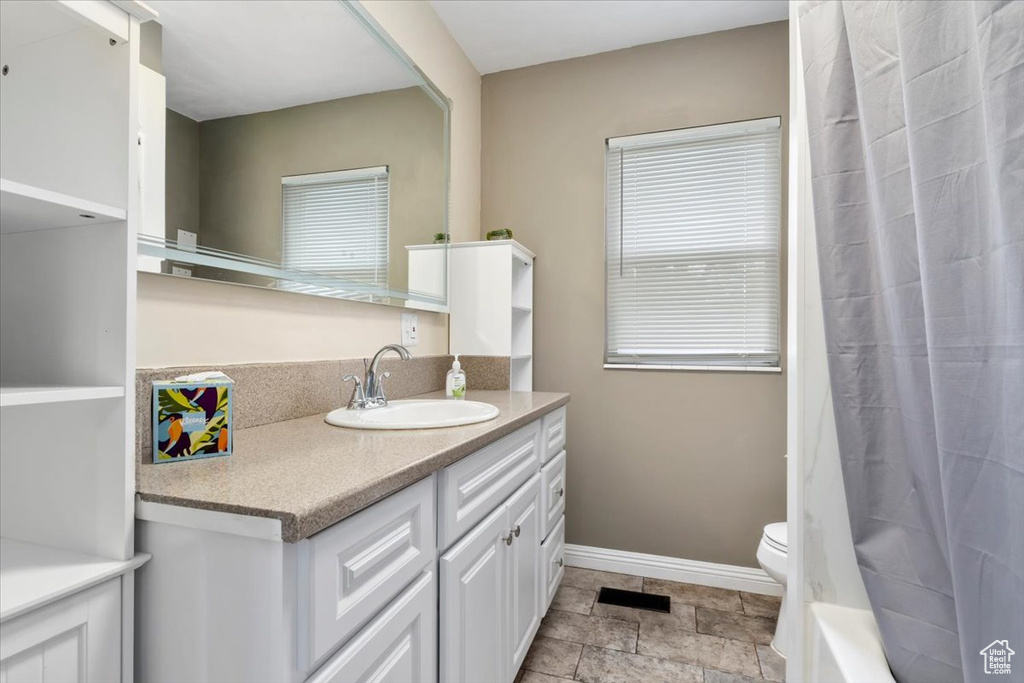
[513, 524, 521, 538]
[557, 487, 565, 498]
[504, 532, 514, 546]
[555, 558, 564, 567]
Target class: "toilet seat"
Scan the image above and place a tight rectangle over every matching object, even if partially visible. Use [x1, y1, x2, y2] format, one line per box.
[763, 522, 787, 553]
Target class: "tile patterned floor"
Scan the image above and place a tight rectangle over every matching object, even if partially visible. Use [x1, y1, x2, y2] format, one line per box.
[515, 567, 785, 683]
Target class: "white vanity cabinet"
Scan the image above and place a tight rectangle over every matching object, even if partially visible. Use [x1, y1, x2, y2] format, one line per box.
[135, 405, 568, 683]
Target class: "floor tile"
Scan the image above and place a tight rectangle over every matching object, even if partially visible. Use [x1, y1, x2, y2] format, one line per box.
[644, 578, 743, 612]
[696, 608, 776, 646]
[562, 567, 643, 592]
[518, 671, 573, 683]
[537, 610, 639, 653]
[551, 585, 597, 615]
[591, 599, 697, 631]
[756, 644, 786, 682]
[521, 636, 583, 679]
[703, 669, 763, 683]
[575, 645, 703, 683]
[740, 592, 782, 619]
[638, 622, 761, 678]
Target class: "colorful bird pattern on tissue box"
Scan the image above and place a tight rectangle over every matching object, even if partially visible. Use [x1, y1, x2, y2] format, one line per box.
[153, 380, 232, 462]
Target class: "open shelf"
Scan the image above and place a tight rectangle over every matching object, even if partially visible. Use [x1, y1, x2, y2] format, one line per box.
[0, 178, 126, 234]
[0, 385, 125, 408]
[512, 304, 532, 313]
[0, 537, 149, 623]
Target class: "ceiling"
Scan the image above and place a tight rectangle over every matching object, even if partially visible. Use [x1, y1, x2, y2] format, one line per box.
[430, 0, 788, 74]
[150, 0, 421, 122]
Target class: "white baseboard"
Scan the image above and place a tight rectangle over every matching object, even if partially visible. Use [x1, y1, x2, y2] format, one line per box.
[563, 544, 782, 596]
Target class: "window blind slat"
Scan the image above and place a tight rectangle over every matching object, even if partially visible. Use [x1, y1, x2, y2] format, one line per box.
[606, 118, 781, 368]
[282, 169, 389, 286]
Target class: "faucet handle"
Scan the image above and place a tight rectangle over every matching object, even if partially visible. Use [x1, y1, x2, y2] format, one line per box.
[375, 371, 392, 403]
[343, 374, 366, 409]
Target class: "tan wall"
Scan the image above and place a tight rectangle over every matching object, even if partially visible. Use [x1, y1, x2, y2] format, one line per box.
[137, 1, 480, 367]
[481, 22, 788, 566]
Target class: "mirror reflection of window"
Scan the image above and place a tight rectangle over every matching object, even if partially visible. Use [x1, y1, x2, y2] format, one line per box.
[281, 167, 390, 295]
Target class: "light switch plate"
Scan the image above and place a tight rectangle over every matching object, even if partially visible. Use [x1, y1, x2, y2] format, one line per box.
[177, 229, 197, 252]
[401, 312, 419, 347]
[171, 265, 192, 277]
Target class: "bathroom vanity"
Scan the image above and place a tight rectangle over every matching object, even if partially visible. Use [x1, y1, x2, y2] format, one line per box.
[134, 392, 568, 683]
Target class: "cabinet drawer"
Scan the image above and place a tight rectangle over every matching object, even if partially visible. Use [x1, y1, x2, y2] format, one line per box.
[541, 516, 565, 613]
[540, 406, 566, 463]
[299, 476, 435, 670]
[307, 570, 437, 683]
[541, 450, 566, 539]
[438, 421, 541, 550]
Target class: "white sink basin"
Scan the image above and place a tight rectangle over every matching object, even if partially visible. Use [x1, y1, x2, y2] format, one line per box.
[325, 399, 500, 430]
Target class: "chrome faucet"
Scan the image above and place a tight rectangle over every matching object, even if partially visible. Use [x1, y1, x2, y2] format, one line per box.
[342, 344, 412, 410]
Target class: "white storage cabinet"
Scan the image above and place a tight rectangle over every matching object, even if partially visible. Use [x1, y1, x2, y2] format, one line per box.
[410, 240, 535, 390]
[0, 1, 154, 680]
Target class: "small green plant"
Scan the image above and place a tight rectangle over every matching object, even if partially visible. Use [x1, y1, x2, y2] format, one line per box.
[486, 228, 514, 241]
[433, 232, 450, 244]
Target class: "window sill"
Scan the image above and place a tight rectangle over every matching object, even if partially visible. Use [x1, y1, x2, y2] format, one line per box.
[603, 363, 782, 374]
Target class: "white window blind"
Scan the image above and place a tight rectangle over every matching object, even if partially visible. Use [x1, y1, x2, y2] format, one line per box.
[282, 166, 389, 287]
[606, 117, 781, 368]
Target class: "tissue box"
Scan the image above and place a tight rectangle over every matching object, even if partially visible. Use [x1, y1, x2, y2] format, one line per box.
[153, 377, 233, 463]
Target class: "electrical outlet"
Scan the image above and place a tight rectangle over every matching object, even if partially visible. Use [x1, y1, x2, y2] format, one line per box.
[171, 265, 192, 277]
[177, 229, 197, 252]
[401, 312, 419, 347]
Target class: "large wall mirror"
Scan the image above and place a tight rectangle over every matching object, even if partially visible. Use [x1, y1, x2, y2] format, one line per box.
[137, 0, 450, 311]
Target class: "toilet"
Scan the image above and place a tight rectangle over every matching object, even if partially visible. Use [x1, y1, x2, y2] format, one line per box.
[756, 522, 788, 657]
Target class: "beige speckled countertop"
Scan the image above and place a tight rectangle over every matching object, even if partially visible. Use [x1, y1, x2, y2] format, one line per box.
[137, 390, 569, 542]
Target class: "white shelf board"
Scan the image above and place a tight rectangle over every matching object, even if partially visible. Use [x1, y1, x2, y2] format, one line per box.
[512, 304, 533, 313]
[0, 178, 126, 234]
[511, 355, 533, 361]
[0, 385, 124, 408]
[0, 537, 150, 623]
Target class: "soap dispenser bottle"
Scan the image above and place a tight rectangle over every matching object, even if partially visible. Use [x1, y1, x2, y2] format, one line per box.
[446, 355, 466, 399]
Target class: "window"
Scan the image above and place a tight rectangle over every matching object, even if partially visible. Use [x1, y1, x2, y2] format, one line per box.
[282, 166, 389, 288]
[605, 117, 781, 369]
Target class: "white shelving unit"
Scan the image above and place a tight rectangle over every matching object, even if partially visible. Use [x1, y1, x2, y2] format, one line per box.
[0, 1, 153, 679]
[445, 240, 536, 391]
[0, 385, 125, 407]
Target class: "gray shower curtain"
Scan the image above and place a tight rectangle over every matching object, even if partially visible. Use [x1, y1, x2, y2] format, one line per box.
[798, 2, 1023, 682]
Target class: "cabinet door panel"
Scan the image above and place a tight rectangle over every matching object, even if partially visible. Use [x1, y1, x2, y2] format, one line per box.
[440, 505, 509, 683]
[540, 450, 566, 539]
[506, 474, 543, 677]
[306, 570, 437, 683]
[0, 579, 120, 683]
